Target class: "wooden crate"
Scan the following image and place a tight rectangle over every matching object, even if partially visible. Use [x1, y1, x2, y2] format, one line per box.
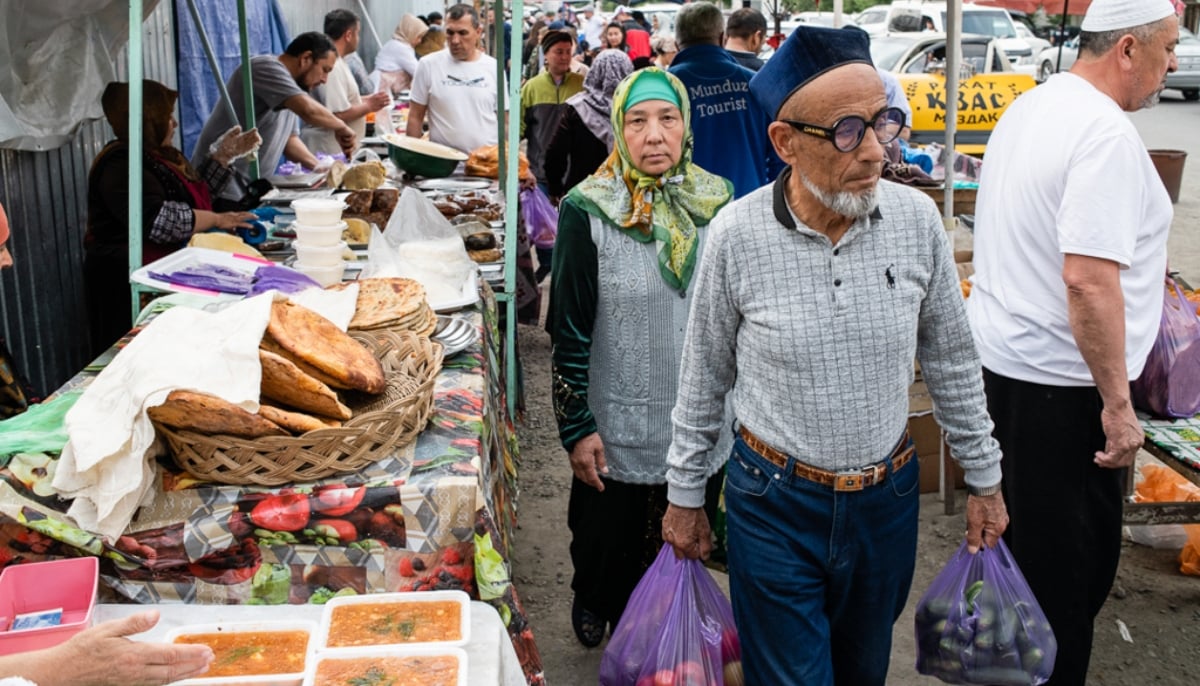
[917, 187, 977, 216]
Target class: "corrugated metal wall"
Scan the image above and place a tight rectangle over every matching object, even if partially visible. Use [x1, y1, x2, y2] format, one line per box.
[276, 0, 445, 69]
[0, 1, 178, 396]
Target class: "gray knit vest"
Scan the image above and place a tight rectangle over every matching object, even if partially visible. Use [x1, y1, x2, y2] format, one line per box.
[586, 214, 732, 484]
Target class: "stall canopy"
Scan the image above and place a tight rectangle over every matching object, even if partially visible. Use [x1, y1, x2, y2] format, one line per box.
[972, 0, 1093, 14]
[0, 1, 160, 151]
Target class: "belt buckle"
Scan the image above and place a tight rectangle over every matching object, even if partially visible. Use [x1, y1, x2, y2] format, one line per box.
[834, 470, 865, 492]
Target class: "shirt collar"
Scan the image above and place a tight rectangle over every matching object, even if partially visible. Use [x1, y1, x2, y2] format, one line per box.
[772, 167, 883, 233]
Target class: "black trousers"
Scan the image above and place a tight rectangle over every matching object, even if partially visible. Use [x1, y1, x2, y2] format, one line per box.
[983, 368, 1125, 686]
[568, 471, 723, 628]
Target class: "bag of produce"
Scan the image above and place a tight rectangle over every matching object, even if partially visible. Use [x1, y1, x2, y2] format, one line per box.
[1131, 278, 1200, 419]
[519, 187, 558, 250]
[915, 539, 1056, 685]
[600, 545, 742, 686]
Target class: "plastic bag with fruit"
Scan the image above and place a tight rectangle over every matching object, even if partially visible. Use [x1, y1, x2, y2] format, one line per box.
[600, 545, 742, 686]
[915, 539, 1056, 686]
[1131, 277, 1200, 418]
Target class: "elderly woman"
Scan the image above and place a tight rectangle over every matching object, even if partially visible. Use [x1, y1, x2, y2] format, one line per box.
[542, 50, 634, 203]
[84, 80, 259, 357]
[373, 14, 428, 96]
[651, 34, 678, 69]
[549, 68, 733, 647]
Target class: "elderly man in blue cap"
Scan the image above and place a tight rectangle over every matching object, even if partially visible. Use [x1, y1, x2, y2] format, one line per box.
[661, 25, 1009, 685]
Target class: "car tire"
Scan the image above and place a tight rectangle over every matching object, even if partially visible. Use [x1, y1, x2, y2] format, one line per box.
[1038, 61, 1054, 82]
[1183, 89, 1200, 102]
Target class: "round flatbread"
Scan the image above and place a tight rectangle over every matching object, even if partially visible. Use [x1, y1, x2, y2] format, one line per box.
[265, 300, 386, 394]
[257, 404, 342, 434]
[349, 277, 428, 330]
[259, 349, 352, 420]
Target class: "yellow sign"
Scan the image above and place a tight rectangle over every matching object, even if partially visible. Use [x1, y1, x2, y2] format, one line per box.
[900, 73, 1037, 152]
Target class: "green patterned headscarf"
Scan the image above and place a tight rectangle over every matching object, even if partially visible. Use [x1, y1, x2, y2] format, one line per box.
[568, 67, 733, 293]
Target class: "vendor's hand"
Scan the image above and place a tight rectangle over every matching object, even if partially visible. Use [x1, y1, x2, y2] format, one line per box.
[662, 504, 712, 560]
[209, 126, 262, 167]
[964, 492, 1008, 554]
[336, 127, 357, 158]
[519, 174, 537, 191]
[568, 432, 608, 491]
[364, 91, 391, 111]
[212, 211, 256, 232]
[1094, 401, 1143, 469]
[47, 610, 214, 686]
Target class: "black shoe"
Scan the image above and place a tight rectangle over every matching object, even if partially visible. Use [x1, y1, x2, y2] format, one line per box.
[571, 596, 606, 648]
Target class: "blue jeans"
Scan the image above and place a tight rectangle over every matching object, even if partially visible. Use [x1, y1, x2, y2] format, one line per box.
[724, 433, 920, 686]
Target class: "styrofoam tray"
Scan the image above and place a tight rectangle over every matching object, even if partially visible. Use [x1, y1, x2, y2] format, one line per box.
[429, 270, 479, 313]
[302, 645, 467, 686]
[130, 247, 273, 297]
[163, 620, 318, 686]
[316, 591, 470, 651]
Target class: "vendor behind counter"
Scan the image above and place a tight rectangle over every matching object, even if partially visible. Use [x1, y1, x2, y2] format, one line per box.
[83, 80, 260, 358]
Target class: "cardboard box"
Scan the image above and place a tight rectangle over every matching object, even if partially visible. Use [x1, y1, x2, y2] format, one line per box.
[907, 380, 966, 494]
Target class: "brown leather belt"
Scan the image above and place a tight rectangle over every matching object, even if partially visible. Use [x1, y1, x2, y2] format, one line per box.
[737, 425, 914, 492]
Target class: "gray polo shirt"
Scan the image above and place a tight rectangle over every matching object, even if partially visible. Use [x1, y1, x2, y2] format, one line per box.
[192, 55, 304, 184]
[665, 172, 1002, 507]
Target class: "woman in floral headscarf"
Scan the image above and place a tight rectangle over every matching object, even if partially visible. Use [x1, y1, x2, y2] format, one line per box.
[542, 50, 634, 202]
[548, 68, 733, 648]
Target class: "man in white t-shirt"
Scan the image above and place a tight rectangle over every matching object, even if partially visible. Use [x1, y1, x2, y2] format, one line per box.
[304, 9, 390, 156]
[406, 4, 498, 154]
[967, 0, 1177, 682]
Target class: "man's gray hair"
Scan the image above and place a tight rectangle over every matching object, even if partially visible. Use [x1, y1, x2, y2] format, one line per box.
[446, 3, 481, 28]
[1079, 15, 1173, 57]
[675, 3, 724, 48]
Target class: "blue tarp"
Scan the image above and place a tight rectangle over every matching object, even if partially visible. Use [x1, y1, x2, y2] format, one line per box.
[174, 0, 291, 159]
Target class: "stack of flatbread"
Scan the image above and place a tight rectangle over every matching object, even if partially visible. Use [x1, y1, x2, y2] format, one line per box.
[333, 277, 438, 337]
[148, 300, 386, 438]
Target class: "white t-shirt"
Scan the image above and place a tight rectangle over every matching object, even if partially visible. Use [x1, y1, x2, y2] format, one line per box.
[303, 57, 363, 155]
[409, 50, 498, 153]
[967, 73, 1172, 386]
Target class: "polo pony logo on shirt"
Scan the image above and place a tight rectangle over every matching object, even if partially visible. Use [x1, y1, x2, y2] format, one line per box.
[886, 264, 896, 289]
[445, 75, 487, 88]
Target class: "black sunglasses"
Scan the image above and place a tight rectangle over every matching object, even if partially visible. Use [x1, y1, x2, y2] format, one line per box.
[782, 107, 907, 153]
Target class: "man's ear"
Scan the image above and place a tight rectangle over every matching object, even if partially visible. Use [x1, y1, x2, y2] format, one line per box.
[767, 121, 796, 165]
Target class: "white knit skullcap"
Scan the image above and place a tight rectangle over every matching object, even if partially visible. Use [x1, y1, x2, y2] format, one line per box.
[1081, 0, 1175, 32]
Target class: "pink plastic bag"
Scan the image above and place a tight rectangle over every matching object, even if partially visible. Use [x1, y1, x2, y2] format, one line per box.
[915, 540, 1057, 685]
[1131, 278, 1200, 418]
[519, 187, 558, 250]
[600, 546, 743, 686]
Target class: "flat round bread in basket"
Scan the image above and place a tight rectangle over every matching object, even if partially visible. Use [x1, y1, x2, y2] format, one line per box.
[155, 330, 443, 486]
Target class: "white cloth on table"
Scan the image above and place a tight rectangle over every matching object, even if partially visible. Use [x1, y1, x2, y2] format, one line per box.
[95, 601, 526, 686]
[52, 294, 276, 540]
[287, 283, 359, 331]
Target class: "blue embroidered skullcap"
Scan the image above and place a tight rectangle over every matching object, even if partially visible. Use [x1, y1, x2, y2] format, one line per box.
[750, 24, 874, 120]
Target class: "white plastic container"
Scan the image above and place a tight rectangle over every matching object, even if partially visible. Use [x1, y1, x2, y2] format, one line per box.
[292, 221, 347, 247]
[291, 198, 346, 226]
[303, 646, 467, 686]
[162, 619, 318, 686]
[293, 241, 348, 267]
[316, 591, 470, 651]
[292, 262, 345, 288]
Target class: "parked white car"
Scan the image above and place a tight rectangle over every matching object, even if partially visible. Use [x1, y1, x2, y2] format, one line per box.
[1014, 23, 1052, 79]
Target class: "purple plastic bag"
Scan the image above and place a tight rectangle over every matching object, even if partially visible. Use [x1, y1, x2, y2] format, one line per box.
[519, 187, 558, 250]
[147, 264, 254, 294]
[600, 546, 742, 686]
[247, 265, 321, 296]
[915, 539, 1057, 686]
[1131, 278, 1200, 418]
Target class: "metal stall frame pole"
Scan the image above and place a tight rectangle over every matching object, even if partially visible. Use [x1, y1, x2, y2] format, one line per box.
[128, 0, 145, 323]
[354, 0, 383, 51]
[237, 0, 259, 180]
[184, 0, 240, 124]
[941, 0, 961, 514]
[1055, 0, 1071, 73]
[491, 0, 523, 419]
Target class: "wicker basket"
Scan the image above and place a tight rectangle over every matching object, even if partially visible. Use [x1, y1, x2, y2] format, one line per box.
[156, 330, 444, 486]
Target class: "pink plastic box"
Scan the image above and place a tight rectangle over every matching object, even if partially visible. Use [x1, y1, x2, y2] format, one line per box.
[0, 557, 98, 655]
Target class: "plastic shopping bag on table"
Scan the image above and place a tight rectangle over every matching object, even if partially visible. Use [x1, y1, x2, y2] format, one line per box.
[600, 545, 743, 686]
[370, 187, 475, 304]
[519, 187, 558, 249]
[1131, 278, 1200, 418]
[915, 539, 1056, 685]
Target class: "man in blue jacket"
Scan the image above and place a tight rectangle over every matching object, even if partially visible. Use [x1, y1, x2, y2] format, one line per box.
[669, 3, 781, 198]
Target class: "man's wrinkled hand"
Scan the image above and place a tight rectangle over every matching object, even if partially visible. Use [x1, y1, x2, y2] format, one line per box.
[336, 127, 357, 157]
[568, 432, 608, 491]
[662, 504, 712, 560]
[964, 491, 1008, 554]
[1094, 402, 1143, 468]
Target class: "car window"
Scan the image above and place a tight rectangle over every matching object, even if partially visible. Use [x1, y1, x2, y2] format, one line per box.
[904, 44, 945, 74]
[943, 10, 1017, 39]
[870, 36, 919, 71]
[857, 9, 887, 25]
[963, 42, 989, 74]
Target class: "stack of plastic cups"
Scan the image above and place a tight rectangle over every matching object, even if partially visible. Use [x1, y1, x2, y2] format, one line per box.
[290, 198, 349, 287]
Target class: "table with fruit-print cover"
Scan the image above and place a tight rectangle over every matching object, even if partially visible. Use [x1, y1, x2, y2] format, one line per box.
[0, 285, 546, 685]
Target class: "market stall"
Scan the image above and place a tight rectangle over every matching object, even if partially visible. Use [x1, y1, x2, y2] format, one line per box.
[0, 286, 544, 685]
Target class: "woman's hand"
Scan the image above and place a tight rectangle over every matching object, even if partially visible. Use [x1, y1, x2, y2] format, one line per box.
[568, 432, 608, 491]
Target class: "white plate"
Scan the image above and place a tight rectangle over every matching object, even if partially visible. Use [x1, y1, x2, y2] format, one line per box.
[411, 177, 493, 192]
[303, 646, 467, 686]
[262, 188, 335, 206]
[265, 172, 327, 189]
[315, 591, 470, 651]
[163, 619, 318, 686]
[130, 247, 273, 297]
[429, 270, 480, 313]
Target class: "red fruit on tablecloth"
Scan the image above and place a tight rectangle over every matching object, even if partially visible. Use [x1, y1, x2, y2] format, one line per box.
[442, 547, 463, 565]
[312, 518, 358, 543]
[398, 557, 415, 577]
[249, 494, 311, 532]
[312, 485, 366, 517]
